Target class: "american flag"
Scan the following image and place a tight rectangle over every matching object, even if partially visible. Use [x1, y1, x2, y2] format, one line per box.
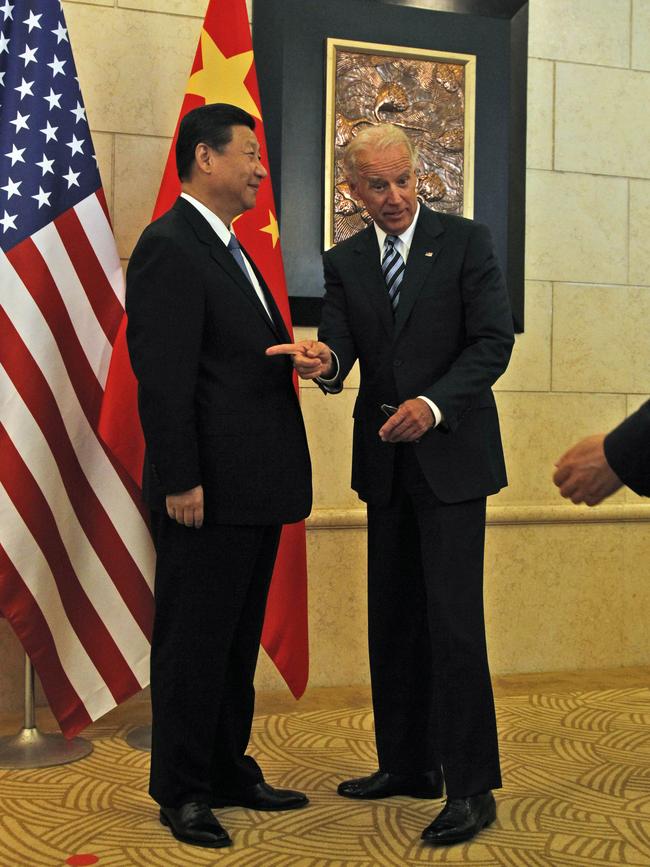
[0, 0, 155, 737]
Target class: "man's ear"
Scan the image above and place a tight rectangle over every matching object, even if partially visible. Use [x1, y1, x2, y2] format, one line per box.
[194, 142, 213, 175]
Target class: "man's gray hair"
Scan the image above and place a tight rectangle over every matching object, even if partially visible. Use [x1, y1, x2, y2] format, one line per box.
[343, 124, 418, 181]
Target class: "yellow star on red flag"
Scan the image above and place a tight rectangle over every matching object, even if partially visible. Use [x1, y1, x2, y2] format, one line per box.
[187, 29, 260, 119]
[260, 210, 280, 248]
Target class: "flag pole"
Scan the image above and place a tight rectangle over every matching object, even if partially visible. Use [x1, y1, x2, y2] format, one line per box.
[0, 655, 93, 768]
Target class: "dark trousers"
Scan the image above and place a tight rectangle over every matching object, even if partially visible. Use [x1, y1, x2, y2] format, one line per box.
[148, 512, 281, 807]
[366, 446, 501, 798]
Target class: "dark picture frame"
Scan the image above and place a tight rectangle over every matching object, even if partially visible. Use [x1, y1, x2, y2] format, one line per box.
[253, 0, 528, 331]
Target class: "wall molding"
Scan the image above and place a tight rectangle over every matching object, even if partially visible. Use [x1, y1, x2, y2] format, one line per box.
[307, 502, 650, 529]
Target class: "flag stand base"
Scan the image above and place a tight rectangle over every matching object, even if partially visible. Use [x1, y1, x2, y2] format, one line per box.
[0, 655, 93, 768]
[125, 724, 151, 751]
[0, 727, 92, 769]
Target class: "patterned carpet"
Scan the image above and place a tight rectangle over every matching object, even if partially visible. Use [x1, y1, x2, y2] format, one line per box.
[1, 687, 650, 866]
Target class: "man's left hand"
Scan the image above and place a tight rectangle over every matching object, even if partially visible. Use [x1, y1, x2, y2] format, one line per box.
[553, 434, 623, 506]
[379, 398, 434, 443]
[166, 484, 204, 528]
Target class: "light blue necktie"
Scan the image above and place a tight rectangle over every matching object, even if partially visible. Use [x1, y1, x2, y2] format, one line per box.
[382, 235, 405, 313]
[228, 232, 279, 327]
[228, 233, 252, 284]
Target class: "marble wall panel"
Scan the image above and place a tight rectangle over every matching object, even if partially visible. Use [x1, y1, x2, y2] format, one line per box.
[0, 622, 27, 713]
[255, 526, 369, 690]
[113, 135, 171, 259]
[92, 132, 115, 219]
[493, 392, 628, 506]
[526, 59, 554, 171]
[620, 519, 650, 659]
[485, 522, 633, 673]
[627, 393, 650, 415]
[114, 0, 250, 23]
[555, 64, 650, 179]
[64, 0, 113, 7]
[528, 0, 631, 68]
[525, 170, 628, 284]
[300, 385, 360, 512]
[116, 0, 208, 16]
[64, 5, 201, 137]
[632, 0, 650, 70]
[302, 527, 369, 688]
[622, 287, 650, 391]
[494, 282, 552, 392]
[551, 284, 650, 393]
[630, 179, 650, 287]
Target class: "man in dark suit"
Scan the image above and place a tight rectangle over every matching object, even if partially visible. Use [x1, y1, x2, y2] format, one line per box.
[126, 103, 312, 849]
[268, 124, 514, 846]
[553, 401, 650, 502]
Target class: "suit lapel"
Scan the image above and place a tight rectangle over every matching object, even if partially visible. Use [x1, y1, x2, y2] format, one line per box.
[353, 227, 394, 339]
[174, 198, 284, 339]
[393, 207, 444, 340]
[239, 239, 290, 342]
[208, 237, 286, 339]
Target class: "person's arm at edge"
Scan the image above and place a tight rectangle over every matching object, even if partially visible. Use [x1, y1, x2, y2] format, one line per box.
[604, 400, 650, 497]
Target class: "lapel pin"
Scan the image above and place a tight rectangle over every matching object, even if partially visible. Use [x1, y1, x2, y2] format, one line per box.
[425, 251, 434, 257]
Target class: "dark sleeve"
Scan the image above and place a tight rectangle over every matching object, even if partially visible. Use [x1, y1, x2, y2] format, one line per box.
[423, 221, 515, 431]
[317, 249, 359, 391]
[125, 232, 204, 495]
[603, 400, 650, 496]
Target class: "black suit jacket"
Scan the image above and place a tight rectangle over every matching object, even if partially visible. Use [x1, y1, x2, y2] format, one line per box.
[604, 400, 650, 496]
[319, 206, 514, 505]
[126, 196, 312, 525]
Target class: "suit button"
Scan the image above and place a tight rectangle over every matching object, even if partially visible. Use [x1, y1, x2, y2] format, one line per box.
[393, 359, 403, 367]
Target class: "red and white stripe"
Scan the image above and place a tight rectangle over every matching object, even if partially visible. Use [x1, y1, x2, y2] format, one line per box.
[0, 191, 155, 738]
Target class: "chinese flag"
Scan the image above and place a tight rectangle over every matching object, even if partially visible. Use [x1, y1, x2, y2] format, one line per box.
[98, 0, 309, 697]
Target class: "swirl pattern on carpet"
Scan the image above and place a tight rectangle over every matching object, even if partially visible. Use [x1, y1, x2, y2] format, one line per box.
[0, 687, 649, 865]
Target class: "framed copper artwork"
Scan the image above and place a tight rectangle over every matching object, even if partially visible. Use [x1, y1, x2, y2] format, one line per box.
[324, 38, 476, 249]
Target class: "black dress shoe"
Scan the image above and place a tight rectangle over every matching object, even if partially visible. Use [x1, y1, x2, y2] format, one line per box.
[211, 781, 308, 811]
[337, 770, 443, 800]
[159, 801, 231, 848]
[421, 791, 496, 845]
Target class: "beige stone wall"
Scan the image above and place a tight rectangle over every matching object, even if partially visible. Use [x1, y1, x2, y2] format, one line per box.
[1, 0, 649, 711]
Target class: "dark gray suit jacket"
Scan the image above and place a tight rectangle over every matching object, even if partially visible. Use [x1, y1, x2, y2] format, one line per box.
[126, 196, 312, 525]
[319, 205, 514, 506]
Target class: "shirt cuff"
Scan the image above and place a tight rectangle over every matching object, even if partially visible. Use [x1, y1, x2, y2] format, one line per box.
[316, 350, 340, 385]
[417, 395, 442, 428]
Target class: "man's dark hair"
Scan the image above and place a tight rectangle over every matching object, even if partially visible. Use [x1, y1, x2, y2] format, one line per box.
[175, 103, 256, 181]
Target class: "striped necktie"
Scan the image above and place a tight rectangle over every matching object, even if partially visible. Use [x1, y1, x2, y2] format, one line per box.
[382, 234, 405, 313]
